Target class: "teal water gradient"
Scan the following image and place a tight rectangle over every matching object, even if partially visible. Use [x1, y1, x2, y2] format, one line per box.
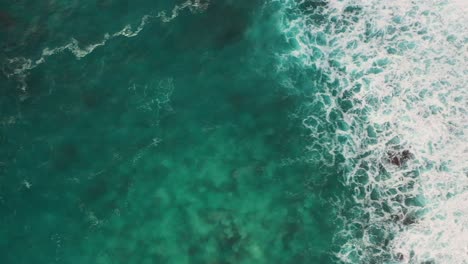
[1, 1, 343, 263]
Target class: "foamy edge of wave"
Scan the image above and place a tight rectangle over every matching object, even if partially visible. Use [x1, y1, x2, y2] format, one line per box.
[278, 0, 467, 263]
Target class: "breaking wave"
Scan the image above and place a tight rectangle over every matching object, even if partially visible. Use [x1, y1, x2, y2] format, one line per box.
[277, 0, 467, 263]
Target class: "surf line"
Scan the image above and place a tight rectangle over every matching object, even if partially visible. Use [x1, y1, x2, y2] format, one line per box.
[2, 0, 209, 91]
[275, 0, 467, 262]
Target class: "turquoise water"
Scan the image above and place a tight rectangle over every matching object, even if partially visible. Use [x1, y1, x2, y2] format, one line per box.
[1, 1, 340, 263]
[1, 1, 467, 264]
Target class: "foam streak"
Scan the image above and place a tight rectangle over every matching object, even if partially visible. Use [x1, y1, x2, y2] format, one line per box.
[2, 1, 209, 91]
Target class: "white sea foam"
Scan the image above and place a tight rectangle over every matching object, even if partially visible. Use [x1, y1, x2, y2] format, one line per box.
[156, 0, 209, 23]
[278, 0, 467, 263]
[2, 0, 209, 90]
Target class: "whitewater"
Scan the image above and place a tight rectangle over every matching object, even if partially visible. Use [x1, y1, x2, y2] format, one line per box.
[1, 0, 466, 263]
[278, 0, 467, 263]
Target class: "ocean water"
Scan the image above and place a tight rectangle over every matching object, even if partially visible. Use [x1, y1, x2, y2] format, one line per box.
[0, 1, 466, 264]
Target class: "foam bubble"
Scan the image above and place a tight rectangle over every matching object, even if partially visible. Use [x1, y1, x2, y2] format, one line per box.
[278, 0, 467, 262]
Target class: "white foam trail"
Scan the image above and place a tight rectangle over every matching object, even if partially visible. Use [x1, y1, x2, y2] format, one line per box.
[156, 0, 209, 23]
[2, 0, 209, 90]
[278, 0, 467, 263]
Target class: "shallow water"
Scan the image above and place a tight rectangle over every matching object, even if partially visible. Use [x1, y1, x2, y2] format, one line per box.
[1, 0, 467, 263]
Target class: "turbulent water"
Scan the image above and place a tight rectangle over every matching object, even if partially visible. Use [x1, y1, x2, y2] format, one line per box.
[278, 0, 468, 263]
[1, 0, 467, 263]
